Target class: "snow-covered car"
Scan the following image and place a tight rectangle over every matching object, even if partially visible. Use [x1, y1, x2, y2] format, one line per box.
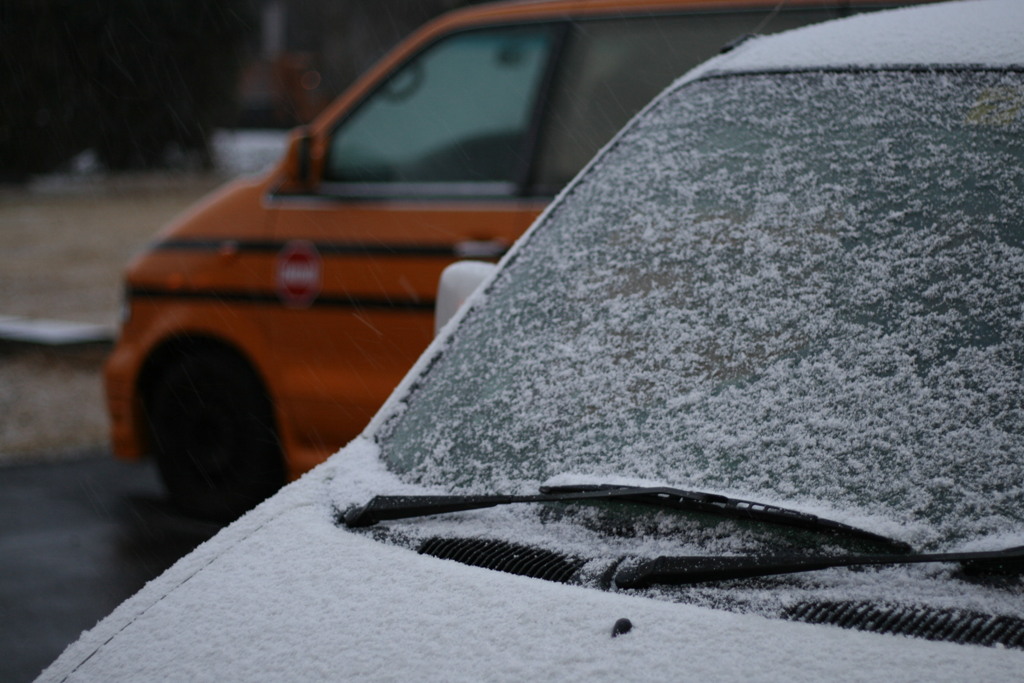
[43, 0, 1024, 679]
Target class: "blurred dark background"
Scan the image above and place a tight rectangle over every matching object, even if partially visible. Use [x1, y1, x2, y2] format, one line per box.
[0, 0, 485, 180]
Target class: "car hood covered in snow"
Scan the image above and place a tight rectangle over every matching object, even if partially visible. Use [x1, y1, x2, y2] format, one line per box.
[41, 446, 1024, 681]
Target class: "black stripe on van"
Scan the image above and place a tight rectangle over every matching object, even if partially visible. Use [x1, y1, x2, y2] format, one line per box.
[128, 286, 435, 311]
[153, 238, 462, 258]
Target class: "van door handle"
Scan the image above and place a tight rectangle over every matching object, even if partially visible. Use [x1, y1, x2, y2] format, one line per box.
[453, 239, 508, 259]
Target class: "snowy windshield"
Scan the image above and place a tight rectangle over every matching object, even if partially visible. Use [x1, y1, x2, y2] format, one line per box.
[379, 70, 1024, 550]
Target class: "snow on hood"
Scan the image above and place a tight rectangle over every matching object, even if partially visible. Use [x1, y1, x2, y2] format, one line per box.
[39, 457, 1024, 682]
[706, 0, 1024, 73]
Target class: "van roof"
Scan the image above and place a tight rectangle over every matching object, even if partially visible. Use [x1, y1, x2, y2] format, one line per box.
[425, 0, 918, 32]
[708, 0, 1024, 72]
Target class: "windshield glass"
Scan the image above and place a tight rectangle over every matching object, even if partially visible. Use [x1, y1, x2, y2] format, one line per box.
[378, 70, 1024, 550]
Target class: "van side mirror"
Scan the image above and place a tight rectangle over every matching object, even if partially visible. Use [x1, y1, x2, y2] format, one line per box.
[296, 134, 312, 183]
[280, 127, 316, 190]
[435, 261, 497, 336]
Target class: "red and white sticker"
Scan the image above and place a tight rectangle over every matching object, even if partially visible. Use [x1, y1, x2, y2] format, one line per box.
[276, 240, 322, 308]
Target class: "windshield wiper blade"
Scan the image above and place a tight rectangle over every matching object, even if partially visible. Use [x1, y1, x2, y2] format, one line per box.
[614, 545, 1024, 588]
[540, 484, 909, 551]
[344, 483, 910, 553]
[343, 487, 671, 528]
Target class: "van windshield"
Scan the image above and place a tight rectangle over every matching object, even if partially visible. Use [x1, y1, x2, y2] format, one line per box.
[378, 70, 1024, 550]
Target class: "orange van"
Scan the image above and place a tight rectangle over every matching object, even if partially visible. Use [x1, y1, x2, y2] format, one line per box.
[105, 0, 917, 520]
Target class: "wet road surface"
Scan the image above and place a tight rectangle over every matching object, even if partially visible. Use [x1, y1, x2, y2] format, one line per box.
[0, 452, 222, 682]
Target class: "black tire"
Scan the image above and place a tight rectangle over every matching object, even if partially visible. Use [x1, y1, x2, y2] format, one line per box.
[147, 349, 285, 523]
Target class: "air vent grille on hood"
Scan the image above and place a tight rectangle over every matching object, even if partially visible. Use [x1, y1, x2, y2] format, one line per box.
[784, 601, 1024, 649]
[418, 537, 584, 583]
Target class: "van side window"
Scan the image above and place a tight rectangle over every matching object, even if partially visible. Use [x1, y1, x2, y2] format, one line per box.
[324, 25, 557, 193]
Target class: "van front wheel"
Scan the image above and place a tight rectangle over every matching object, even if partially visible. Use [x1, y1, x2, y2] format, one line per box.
[147, 349, 285, 523]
